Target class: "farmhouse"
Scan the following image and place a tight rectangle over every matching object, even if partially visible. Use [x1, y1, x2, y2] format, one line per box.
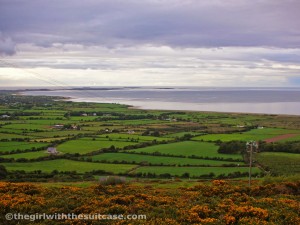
[1, 114, 10, 118]
[47, 147, 58, 154]
[71, 125, 78, 130]
[53, 124, 64, 129]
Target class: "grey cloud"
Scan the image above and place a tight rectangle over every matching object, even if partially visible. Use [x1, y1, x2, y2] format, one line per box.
[0, 33, 16, 55]
[0, 0, 300, 48]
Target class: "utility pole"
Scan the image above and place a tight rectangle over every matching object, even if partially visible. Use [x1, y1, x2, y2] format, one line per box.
[246, 141, 258, 187]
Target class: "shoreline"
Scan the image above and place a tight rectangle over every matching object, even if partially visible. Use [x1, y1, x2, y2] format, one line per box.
[17, 91, 300, 117]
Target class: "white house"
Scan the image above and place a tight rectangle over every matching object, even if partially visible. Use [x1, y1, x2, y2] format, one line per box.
[53, 124, 64, 129]
[47, 147, 58, 154]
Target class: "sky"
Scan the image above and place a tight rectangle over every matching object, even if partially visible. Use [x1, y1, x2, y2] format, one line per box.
[0, 0, 300, 87]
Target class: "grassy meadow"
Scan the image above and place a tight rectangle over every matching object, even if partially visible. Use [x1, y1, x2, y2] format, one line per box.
[124, 141, 243, 160]
[1, 159, 136, 174]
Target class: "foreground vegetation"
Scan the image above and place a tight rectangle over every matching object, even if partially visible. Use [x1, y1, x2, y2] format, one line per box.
[0, 180, 299, 224]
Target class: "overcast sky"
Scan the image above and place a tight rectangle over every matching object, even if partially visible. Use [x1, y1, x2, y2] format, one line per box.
[0, 0, 300, 87]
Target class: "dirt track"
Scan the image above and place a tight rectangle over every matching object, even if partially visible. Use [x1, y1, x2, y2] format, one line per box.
[264, 134, 297, 143]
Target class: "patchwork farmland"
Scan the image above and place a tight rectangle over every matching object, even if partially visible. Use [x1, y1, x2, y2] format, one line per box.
[0, 94, 300, 181]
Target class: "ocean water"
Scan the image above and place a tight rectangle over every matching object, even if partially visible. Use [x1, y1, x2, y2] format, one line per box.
[22, 87, 300, 115]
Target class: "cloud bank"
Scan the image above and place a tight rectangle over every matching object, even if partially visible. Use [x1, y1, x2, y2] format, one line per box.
[0, 0, 299, 86]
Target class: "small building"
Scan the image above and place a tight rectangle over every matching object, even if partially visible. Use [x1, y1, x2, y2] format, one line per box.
[93, 113, 97, 116]
[53, 124, 64, 129]
[47, 147, 58, 154]
[81, 113, 88, 116]
[257, 126, 264, 129]
[71, 125, 78, 130]
[1, 115, 10, 118]
[127, 130, 135, 134]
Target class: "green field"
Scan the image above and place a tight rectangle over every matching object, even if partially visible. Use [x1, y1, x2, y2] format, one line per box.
[125, 141, 242, 160]
[0, 141, 48, 153]
[256, 152, 300, 175]
[192, 128, 300, 142]
[57, 138, 139, 154]
[134, 166, 261, 177]
[111, 119, 168, 125]
[1, 94, 300, 181]
[2, 123, 50, 130]
[88, 153, 244, 166]
[1, 159, 136, 174]
[0, 151, 49, 159]
[163, 132, 202, 138]
[97, 133, 173, 142]
[0, 133, 33, 140]
[26, 130, 92, 138]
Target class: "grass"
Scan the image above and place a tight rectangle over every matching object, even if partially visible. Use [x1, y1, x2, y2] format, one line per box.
[26, 130, 92, 138]
[97, 133, 173, 142]
[107, 119, 170, 125]
[256, 152, 300, 175]
[32, 137, 70, 142]
[0, 151, 49, 159]
[87, 153, 245, 166]
[163, 132, 202, 138]
[2, 123, 50, 130]
[0, 133, 34, 140]
[133, 166, 261, 177]
[192, 128, 300, 142]
[0, 128, 30, 134]
[1, 95, 300, 181]
[57, 138, 139, 154]
[124, 141, 242, 160]
[0, 141, 48, 153]
[1, 159, 136, 174]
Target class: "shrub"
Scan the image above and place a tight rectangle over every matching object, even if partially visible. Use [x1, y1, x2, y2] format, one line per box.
[99, 176, 126, 185]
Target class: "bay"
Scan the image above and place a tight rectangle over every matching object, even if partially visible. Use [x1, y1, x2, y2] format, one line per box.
[22, 87, 300, 115]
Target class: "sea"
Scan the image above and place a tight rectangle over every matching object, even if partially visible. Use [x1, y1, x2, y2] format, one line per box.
[21, 87, 300, 116]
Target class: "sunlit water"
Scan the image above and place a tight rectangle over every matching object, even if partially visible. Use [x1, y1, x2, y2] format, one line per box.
[22, 87, 300, 115]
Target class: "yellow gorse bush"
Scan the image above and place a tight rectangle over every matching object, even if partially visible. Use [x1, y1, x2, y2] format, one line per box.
[0, 181, 299, 225]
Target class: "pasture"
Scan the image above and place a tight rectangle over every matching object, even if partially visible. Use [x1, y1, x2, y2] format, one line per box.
[87, 153, 244, 166]
[0, 151, 49, 159]
[1, 159, 136, 174]
[97, 133, 173, 142]
[57, 138, 139, 154]
[0, 133, 33, 140]
[256, 152, 300, 175]
[124, 141, 243, 160]
[26, 130, 92, 138]
[0, 141, 48, 153]
[192, 128, 300, 142]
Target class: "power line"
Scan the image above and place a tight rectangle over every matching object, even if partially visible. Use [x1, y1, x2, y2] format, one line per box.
[0, 59, 74, 89]
[0, 58, 100, 99]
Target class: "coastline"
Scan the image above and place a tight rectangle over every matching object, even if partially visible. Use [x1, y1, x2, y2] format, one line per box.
[14, 88, 300, 116]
